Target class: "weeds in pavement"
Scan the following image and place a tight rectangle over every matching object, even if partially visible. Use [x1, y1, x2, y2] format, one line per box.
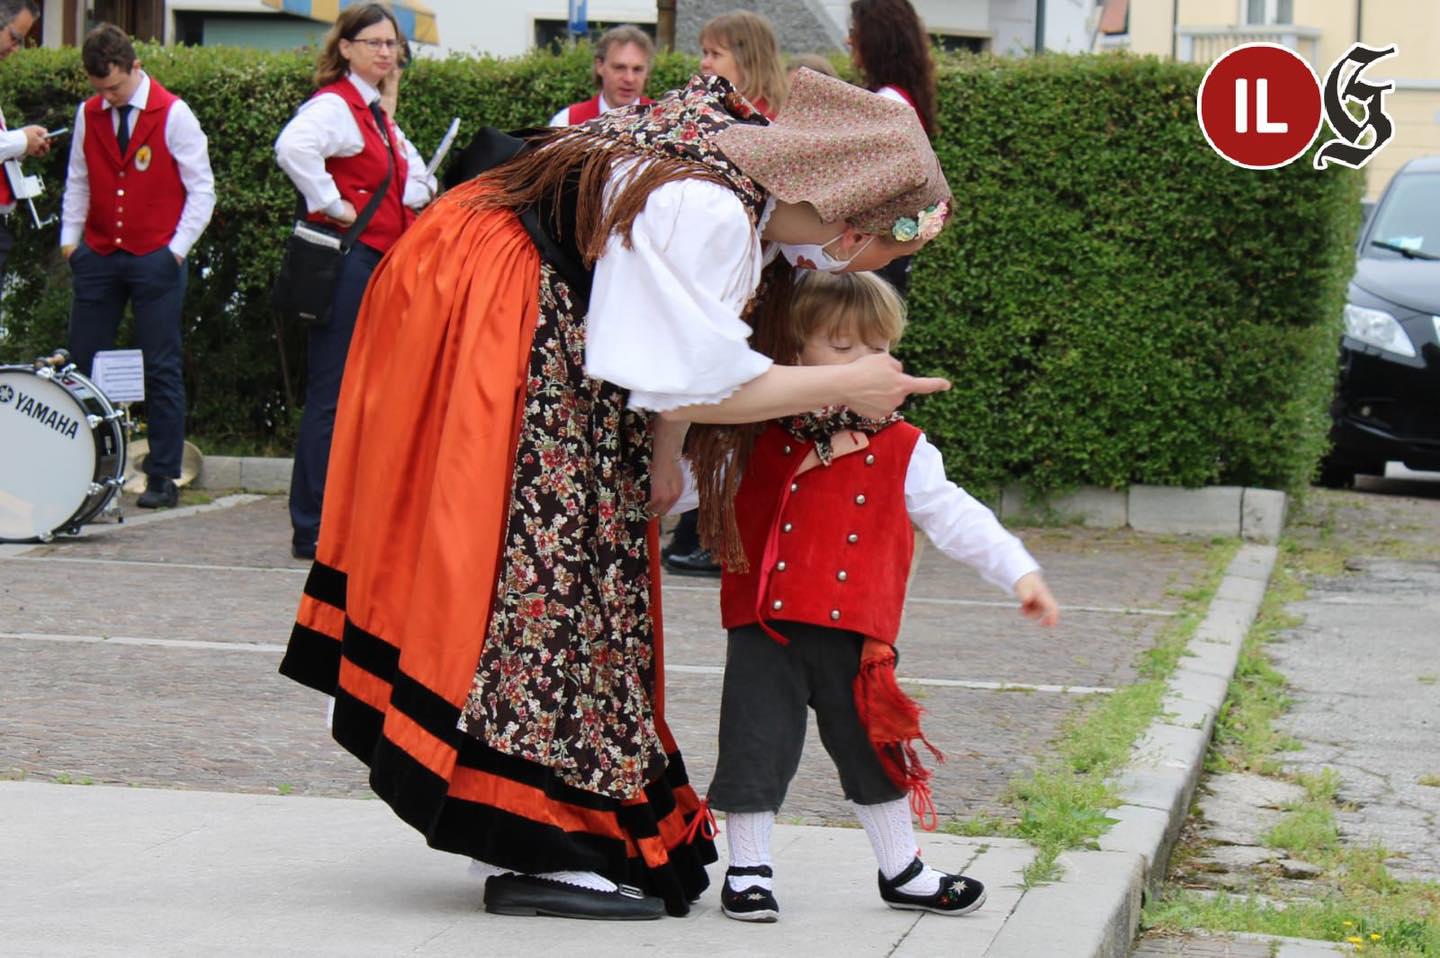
[945, 538, 1240, 885]
[1144, 529, 1440, 955]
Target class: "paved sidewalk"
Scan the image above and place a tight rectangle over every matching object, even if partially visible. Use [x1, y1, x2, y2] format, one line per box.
[1, 493, 1220, 954]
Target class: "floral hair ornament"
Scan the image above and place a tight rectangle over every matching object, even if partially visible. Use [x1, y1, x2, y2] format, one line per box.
[892, 200, 948, 243]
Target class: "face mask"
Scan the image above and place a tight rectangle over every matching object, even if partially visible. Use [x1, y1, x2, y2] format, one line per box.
[778, 233, 875, 273]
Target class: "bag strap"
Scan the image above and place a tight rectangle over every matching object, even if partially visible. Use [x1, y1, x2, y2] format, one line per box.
[291, 100, 397, 252]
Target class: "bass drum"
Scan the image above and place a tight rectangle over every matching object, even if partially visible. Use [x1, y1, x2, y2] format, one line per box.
[0, 364, 127, 542]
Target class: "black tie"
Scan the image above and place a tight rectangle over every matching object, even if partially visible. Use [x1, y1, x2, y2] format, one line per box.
[115, 104, 132, 155]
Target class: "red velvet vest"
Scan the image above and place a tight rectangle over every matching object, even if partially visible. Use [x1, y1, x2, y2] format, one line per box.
[565, 93, 655, 125]
[82, 79, 185, 256]
[306, 79, 409, 253]
[720, 421, 922, 645]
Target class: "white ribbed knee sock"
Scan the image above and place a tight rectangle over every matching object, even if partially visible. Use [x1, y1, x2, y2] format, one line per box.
[853, 798, 943, 895]
[725, 810, 775, 891]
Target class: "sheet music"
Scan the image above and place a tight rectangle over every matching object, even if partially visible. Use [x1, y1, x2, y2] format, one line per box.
[427, 117, 462, 177]
[91, 349, 146, 403]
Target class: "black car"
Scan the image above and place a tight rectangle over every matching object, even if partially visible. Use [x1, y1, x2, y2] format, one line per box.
[1320, 156, 1440, 488]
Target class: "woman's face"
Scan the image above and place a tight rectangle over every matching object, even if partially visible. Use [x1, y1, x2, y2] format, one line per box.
[833, 230, 927, 272]
[340, 18, 398, 88]
[700, 41, 744, 91]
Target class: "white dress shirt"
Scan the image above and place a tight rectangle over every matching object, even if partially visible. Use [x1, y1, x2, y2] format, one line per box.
[669, 433, 1038, 591]
[273, 73, 436, 218]
[59, 71, 216, 258]
[548, 91, 622, 127]
[0, 104, 27, 215]
[586, 171, 773, 412]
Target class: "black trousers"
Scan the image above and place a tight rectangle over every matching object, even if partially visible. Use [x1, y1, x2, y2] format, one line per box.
[289, 242, 383, 549]
[707, 622, 905, 813]
[68, 243, 188, 479]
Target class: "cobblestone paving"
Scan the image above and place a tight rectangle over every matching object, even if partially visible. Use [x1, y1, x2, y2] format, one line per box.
[1, 496, 1214, 827]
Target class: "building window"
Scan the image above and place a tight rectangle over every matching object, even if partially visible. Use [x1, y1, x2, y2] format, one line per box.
[1245, 0, 1294, 25]
[932, 33, 989, 54]
[533, 20, 656, 52]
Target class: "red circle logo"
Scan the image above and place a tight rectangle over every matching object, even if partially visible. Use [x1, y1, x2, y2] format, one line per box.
[1197, 43, 1323, 169]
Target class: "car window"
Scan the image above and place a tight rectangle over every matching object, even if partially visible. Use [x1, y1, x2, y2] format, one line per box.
[1366, 171, 1440, 258]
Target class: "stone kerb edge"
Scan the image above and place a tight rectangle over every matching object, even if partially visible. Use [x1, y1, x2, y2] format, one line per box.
[1103, 543, 1279, 905]
[997, 484, 1287, 543]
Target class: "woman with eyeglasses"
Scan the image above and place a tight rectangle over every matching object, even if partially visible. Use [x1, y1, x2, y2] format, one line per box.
[274, 2, 436, 561]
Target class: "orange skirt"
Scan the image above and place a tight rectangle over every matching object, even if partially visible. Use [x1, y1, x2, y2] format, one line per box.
[280, 181, 714, 914]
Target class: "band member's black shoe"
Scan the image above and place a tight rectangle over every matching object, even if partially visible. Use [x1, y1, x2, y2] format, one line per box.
[483, 874, 665, 920]
[720, 865, 779, 922]
[878, 858, 986, 916]
[137, 476, 179, 509]
[665, 547, 721, 576]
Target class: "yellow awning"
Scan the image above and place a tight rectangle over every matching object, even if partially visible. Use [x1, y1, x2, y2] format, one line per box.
[260, 0, 439, 46]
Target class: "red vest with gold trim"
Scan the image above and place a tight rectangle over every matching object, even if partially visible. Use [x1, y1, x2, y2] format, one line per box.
[565, 94, 655, 125]
[82, 79, 185, 256]
[305, 80, 409, 254]
[720, 421, 922, 644]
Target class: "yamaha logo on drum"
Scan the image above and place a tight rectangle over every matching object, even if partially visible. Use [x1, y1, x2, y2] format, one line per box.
[4, 388, 82, 438]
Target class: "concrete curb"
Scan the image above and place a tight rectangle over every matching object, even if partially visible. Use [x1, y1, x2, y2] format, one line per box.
[195, 455, 294, 494]
[978, 543, 1279, 957]
[1000, 484, 1288, 542]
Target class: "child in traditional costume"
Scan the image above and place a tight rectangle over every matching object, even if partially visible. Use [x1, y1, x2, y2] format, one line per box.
[705, 270, 1061, 922]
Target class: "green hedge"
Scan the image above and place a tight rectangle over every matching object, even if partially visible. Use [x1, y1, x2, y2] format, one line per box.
[0, 45, 1359, 490]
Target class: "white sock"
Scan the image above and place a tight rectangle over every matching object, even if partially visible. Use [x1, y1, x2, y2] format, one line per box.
[535, 870, 618, 893]
[853, 798, 944, 896]
[467, 859, 511, 881]
[725, 810, 775, 892]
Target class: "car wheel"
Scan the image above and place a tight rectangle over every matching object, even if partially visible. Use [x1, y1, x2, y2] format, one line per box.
[1317, 457, 1386, 489]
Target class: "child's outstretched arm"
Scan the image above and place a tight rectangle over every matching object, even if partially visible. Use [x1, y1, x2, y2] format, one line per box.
[1015, 571, 1061, 627]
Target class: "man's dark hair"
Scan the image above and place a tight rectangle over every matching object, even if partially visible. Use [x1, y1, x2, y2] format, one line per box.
[0, 0, 41, 24]
[82, 23, 137, 78]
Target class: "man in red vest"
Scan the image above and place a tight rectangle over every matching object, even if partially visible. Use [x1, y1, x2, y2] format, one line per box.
[60, 24, 215, 509]
[0, 0, 50, 280]
[548, 24, 655, 126]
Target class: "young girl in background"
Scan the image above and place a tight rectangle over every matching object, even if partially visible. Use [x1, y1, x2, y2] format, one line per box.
[700, 10, 789, 119]
[705, 270, 1060, 923]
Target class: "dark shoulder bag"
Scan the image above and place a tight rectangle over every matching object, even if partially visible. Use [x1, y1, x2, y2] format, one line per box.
[272, 107, 396, 327]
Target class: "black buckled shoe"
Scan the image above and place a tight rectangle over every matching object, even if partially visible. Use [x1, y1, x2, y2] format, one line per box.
[721, 865, 779, 922]
[877, 858, 986, 916]
[482, 873, 665, 920]
[665, 548, 721, 577]
[136, 475, 179, 509]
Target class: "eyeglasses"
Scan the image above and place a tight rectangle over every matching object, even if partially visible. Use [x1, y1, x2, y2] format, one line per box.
[5, 24, 25, 45]
[349, 38, 398, 52]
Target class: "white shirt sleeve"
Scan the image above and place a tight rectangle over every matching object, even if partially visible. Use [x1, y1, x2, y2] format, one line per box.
[668, 459, 700, 516]
[905, 434, 1040, 594]
[274, 92, 363, 215]
[586, 174, 773, 411]
[164, 99, 215, 259]
[876, 86, 910, 105]
[395, 125, 436, 209]
[0, 129, 26, 162]
[59, 103, 89, 248]
[548, 106, 570, 127]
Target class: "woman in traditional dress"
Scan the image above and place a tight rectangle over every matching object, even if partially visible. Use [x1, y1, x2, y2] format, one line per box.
[279, 68, 952, 921]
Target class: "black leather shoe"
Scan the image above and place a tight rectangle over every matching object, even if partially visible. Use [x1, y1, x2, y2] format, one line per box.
[665, 548, 721, 577]
[483, 874, 665, 920]
[878, 858, 986, 916]
[136, 476, 179, 509]
[721, 865, 779, 922]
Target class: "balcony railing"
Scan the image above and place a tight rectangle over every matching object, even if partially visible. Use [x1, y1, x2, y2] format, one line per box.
[1176, 24, 1322, 66]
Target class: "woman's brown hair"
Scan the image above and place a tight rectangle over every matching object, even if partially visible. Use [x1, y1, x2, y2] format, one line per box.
[700, 11, 789, 115]
[314, 2, 402, 88]
[849, 0, 938, 137]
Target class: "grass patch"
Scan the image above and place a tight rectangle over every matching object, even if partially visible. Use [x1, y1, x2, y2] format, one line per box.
[945, 538, 1240, 884]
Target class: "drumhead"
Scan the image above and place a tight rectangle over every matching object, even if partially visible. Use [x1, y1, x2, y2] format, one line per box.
[0, 368, 99, 540]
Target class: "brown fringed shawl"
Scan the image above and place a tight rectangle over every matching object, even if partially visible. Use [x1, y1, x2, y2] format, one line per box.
[466, 74, 769, 267]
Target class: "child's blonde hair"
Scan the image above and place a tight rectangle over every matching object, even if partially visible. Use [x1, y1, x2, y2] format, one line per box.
[779, 270, 907, 364]
[700, 11, 789, 114]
